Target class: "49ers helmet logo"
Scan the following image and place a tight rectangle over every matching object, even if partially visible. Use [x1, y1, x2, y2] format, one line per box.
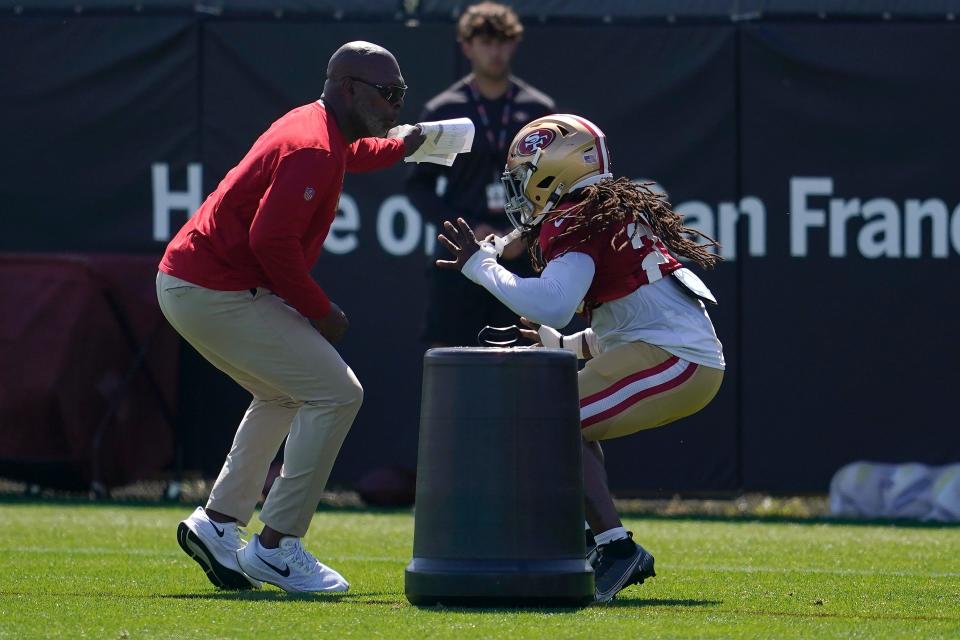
[516, 128, 556, 156]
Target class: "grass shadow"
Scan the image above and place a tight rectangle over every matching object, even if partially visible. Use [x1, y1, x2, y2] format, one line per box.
[600, 598, 721, 609]
[410, 598, 721, 613]
[160, 591, 349, 603]
[163, 591, 421, 607]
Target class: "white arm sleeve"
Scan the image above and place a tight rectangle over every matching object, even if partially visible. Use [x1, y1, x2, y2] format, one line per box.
[461, 246, 595, 328]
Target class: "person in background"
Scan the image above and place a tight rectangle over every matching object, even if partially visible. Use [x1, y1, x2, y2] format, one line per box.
[436, 114, 725, 602]
[406, 1, 555, 346]
[157, 41, 424, 594]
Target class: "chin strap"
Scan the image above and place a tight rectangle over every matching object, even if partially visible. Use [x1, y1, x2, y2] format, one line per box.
[519, 183, 564, 236]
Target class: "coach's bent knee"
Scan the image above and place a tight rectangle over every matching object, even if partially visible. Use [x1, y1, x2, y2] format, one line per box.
[295, 363, 363, 408]
[342, 379, 364, 408]
[311, 377, 363, 409]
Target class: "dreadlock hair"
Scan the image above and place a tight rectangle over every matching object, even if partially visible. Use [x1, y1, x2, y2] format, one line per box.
[520, 177, 722, 273]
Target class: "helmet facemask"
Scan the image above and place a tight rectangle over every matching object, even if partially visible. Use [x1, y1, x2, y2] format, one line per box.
[502, 148, 538, 231]
[502, 148, 566, 232]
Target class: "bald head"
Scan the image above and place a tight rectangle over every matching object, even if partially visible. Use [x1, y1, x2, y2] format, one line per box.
[327, 41, 401, 84]
[321, 41, 407, 141]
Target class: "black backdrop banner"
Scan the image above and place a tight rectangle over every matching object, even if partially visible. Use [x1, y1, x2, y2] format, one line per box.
[0, 17, 199, 252]
[1, 15, 958, 493]
[737, 23, 960, 490]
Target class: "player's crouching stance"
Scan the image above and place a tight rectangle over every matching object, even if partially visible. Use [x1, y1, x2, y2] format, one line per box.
[437, 114, 726, 603]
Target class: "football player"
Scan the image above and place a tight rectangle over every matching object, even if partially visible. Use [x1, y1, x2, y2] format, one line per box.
[436, 114, 726, 603]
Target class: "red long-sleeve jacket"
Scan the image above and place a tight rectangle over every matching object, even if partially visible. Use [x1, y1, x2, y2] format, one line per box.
[160, 100, 405, 318]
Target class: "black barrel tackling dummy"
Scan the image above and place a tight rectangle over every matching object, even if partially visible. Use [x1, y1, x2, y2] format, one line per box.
[405, 347, 594, 607]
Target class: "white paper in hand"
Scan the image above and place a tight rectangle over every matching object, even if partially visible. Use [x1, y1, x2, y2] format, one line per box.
[404, 117, 475, 166]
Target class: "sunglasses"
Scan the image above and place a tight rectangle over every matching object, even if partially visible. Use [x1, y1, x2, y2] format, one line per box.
[348, 76, 407, 105]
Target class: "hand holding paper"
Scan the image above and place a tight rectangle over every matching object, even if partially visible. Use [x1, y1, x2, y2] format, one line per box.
[404, 117, 475, 166]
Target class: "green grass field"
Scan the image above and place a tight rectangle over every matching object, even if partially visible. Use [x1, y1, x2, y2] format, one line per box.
[1, 503, 957, 639]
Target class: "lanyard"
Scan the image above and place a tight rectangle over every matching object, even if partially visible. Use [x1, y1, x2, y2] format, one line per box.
[467, 79, 515, 154]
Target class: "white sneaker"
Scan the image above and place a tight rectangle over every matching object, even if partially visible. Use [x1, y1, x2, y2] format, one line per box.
[236, 534, 349, 593]
[176, 506, 261, 590]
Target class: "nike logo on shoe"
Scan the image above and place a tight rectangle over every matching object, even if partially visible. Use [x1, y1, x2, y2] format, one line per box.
[208, 520, 225, 537]
[257, 554, 291, 577]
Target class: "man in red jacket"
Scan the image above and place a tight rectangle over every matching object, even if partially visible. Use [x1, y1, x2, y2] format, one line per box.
[157, 41, 424, 594]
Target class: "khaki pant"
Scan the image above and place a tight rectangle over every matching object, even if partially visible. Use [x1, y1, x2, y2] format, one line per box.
[579, 341, 723, 441]
[156, 271, 361, 537]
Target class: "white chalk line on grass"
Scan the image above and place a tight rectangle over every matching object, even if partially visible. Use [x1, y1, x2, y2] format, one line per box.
[2, 548, 959, 578]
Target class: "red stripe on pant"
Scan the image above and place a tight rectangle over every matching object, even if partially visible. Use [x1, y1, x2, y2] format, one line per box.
[581, 360, 698, 429]
[580, 356, 680, 407]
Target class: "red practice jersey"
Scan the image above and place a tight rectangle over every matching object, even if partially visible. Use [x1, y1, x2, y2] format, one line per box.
[160, 101, 405, 319]
[539, 204, 682, 308]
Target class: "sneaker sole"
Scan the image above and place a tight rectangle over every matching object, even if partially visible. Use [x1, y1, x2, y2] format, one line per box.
[176, 522, 259, 590]
[256, 579, 350, 594]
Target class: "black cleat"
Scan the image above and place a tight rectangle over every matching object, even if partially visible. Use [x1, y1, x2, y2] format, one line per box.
[627, 549, 656, 587]
[592, 534, 655, 603]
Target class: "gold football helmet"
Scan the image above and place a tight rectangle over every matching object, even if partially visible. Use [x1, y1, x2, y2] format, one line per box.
[501, 114, 613, 231]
